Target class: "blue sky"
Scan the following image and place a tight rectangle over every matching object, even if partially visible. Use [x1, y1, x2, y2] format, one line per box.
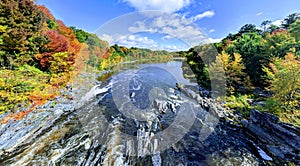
[37, 0, 300, 51]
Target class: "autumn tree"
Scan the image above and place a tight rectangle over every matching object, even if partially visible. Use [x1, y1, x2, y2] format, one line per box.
[263, 53, 300, 113]
[75, 43, 90, 72]
[0, 0, 46, 68]
[209, 51, 248, 94]
[37, 5, 55, 20]
[36, 30, 68, 69]
[56, 20, 81, 55]
[49, 52, 75, 73]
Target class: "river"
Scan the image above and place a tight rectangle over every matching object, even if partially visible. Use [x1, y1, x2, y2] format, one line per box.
[0, 59, 268, 165]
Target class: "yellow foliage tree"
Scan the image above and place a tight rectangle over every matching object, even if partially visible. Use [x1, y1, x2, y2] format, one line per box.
[209, 51, 248, 94]
[263, 53, 300, 113]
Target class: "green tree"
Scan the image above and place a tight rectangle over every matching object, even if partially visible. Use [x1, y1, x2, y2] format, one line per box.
[261, 20, 271, 32]
[71, 27, 89, 43]
[185, 44, 218, 88]
[47, 20, 58, 30]
[232, 32, 267, 85]
[267, 24, 279, 33]
[289, 20, 300, 41]
[264, 30, 299, 58]
[282, 13, 300, 29]
[239, 24, 261, 35]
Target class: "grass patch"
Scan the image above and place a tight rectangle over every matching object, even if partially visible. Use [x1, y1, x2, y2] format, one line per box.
[225, 94, 253, 117]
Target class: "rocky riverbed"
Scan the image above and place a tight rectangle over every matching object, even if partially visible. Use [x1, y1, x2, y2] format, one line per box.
[0, 61, 299, 166]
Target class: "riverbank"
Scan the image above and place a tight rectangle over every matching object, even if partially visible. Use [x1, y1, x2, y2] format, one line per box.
[0, 61, 299, 165]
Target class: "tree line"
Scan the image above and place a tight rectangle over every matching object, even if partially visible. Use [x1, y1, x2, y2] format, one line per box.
[179, 13, 300, 124]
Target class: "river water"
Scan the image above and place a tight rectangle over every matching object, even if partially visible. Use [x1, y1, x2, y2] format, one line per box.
[0, 60, 266, 165]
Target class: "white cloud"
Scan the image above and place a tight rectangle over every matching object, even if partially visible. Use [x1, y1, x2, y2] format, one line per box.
[164, 45, 178, 50]
[128, 14, 209, 46]
[159, 45, 190, 52]
[272, 20, 283, 26]
[122, 0, 191, 13]
[203, 38, 222, 44]
[128, 21, 158, 33]
[117, 34, 192, 51]
[209, 29, 215, 33]
[98, 12, 217, 51]
[100, 34, 114, 43]
[104, 34, 158, 49]
[162, 35, 172, 40]
[192, 10, 215, 21]
[161, 25, 202, 38]
[128, 13, 209, 47]
[256, 12, 263, 16]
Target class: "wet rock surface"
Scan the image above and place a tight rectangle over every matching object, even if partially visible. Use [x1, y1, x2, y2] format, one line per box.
[244, 109, 300, 164]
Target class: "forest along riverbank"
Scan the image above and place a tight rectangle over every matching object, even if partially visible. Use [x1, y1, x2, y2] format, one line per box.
[0, 60, 299, 165]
